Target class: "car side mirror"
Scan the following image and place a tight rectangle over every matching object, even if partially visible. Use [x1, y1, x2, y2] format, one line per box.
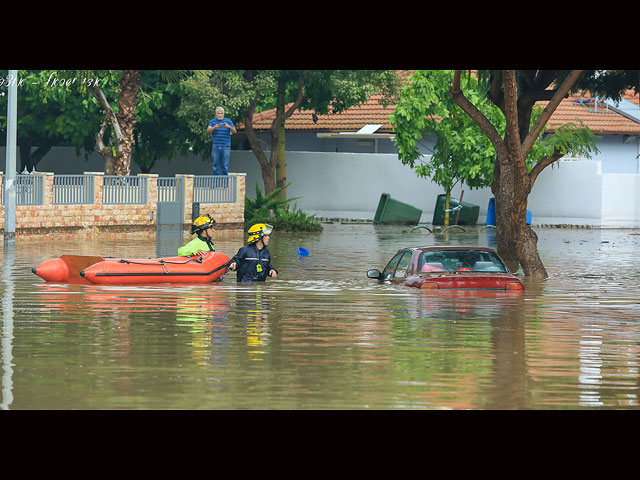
[366, 269, 382, 279]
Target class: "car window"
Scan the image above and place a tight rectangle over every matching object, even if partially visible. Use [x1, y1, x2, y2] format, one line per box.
[382, 251, 405, 279]
[419, 250, 508, 273]
[394, 251, 413, 278]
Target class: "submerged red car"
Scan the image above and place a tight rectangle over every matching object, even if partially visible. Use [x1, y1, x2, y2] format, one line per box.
[367, 246, 524, 291]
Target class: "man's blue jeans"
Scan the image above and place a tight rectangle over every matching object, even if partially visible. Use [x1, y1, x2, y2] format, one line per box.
[212, 145, 231, 176]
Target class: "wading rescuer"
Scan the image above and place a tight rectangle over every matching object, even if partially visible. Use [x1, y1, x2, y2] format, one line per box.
[178, 215, 217, 256]
[229, 223, 278, 282]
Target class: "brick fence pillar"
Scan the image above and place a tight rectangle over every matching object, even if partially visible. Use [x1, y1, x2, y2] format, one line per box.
[138, 173, 158, 224]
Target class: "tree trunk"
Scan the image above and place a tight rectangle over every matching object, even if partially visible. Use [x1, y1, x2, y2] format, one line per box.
[95, 114, 118, 175]
[275, 77, 287, 199]
[242, 70, 308, 196]
[496, 70, 548, 278]
[244, 101, 276, 195]
[90, 70, 140, 176]
[493, 153, 546, 277]
[444, 189, 451, 228]
[275, 120, 286, 197]
[113, 70, 140, 176]
[262, 161, 277, 194]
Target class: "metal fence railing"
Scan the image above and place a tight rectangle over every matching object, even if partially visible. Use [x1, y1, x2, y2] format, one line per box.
[52, 175, 95, 205]
[193, 175, 237, 203]
[1, 174, 44, 206]
[157, 177, 183, 203]
[102, 175, 148, 204]
[1, 174, 238, 207]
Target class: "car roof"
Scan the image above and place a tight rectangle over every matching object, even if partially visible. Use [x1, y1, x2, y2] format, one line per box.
[404, 246, 498, 252]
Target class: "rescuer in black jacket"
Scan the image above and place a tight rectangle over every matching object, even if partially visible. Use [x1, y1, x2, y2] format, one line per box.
[228, 223, 278, 282]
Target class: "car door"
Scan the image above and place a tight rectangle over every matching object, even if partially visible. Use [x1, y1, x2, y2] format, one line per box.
[382, 251, 405, 280]
[393, 251, 413, 280]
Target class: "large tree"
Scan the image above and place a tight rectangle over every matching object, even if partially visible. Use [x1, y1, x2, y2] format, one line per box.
[178, 70, 402, 196]
[74, 70, 188, 175]
[391, 70, 505, 227]
[449, 70, 637, 278]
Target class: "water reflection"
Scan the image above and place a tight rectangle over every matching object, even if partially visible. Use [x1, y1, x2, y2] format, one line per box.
[156, 225, 184, 258]
[1, 240, 15, 410]
[2, 225, 640, 409]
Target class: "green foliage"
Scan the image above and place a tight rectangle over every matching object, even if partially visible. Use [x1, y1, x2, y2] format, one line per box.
[0, 69, 194, 170]
[302, 70, 402, 114]
[245, 182, 322, 232]
[133, 71, 194, 172]
[533, 115, 600, 168]
[0, 70, 103, 156]
[572, 70, 640, 100]
[390, 70, 502, 194]
[176, 70, 402, 161]
[390, 70, 602, 191]
[176, 70, 269, 157]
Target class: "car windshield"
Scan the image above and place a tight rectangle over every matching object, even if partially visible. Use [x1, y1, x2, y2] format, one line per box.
[418, 250, 508, 273]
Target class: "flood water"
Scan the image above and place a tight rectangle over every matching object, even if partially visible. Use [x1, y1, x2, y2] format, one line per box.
[2, 223, 640, 410]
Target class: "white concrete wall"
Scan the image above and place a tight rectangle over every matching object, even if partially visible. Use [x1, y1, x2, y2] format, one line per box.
[228, 151, 493, 223]
[600, 173, 640, 227]
[528, 160, 604, 225]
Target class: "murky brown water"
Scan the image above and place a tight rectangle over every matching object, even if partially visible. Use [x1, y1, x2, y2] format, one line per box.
[2, 224, 640, 409]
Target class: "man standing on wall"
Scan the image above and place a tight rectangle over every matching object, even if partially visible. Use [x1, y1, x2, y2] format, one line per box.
[207, 107, 237, 179]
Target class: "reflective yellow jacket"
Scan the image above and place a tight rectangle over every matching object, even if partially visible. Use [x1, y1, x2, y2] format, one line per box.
[178, 236, 215, 256]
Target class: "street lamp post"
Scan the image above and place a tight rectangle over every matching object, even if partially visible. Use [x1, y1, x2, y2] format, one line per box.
[4, 70, 17, 242]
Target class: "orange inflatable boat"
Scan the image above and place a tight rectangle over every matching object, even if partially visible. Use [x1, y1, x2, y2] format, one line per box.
[33, 252, 230, 285]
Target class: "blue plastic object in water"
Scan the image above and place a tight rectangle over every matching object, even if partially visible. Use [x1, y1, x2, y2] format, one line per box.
[297, 248, 309, 256]
[486, 198, 496, 226]
[486, 197, 531, 226]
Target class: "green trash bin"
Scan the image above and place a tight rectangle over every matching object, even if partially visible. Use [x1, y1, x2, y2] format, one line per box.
[432, 194, 480, 225]
[373, 193, 422, 225]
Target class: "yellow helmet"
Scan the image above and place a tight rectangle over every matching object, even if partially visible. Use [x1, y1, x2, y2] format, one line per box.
[247, 223, 273, 244]
[191, 214, 216, 234]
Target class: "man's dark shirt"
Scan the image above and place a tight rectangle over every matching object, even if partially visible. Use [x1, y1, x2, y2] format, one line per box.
[231, 243, 278, 282]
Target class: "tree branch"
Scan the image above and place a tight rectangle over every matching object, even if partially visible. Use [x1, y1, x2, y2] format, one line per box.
[534, 70, 562, 90]
[485, 71, 503, 107]
[529, 149, 565, 186]
[284, 70, 308, 119]
[271, 69, 310, 134]
[502, 70, 522, 157]
[450, 70, 507, 158]
[96, 116, 109, 152]
[89, 84, 125, 154]
[243, 98, 268, 168]
[521, 70, 584, 159]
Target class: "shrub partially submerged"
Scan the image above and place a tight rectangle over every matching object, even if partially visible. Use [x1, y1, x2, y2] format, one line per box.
[244, 183, 322, 232]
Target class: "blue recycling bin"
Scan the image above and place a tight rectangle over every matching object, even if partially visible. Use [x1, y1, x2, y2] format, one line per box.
[486, 198, 531, 226]
[486, 198, 496, 226]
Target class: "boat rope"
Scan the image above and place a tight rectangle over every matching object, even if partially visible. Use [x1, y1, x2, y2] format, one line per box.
[118, 256, 205, 266]
[92, 259, 233, 278]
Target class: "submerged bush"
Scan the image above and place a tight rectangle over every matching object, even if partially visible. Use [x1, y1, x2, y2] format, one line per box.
[244, 183, 322, 232]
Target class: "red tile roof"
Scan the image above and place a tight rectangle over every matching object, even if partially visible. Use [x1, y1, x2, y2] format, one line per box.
[242, 87, 640, 136]
[244, 94, 396, 133]
[542, 91, 640, 135]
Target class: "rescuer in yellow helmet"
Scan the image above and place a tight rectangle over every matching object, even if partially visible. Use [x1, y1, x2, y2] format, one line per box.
[178, 214, 217, 256]
[228, 223, 278, 282]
